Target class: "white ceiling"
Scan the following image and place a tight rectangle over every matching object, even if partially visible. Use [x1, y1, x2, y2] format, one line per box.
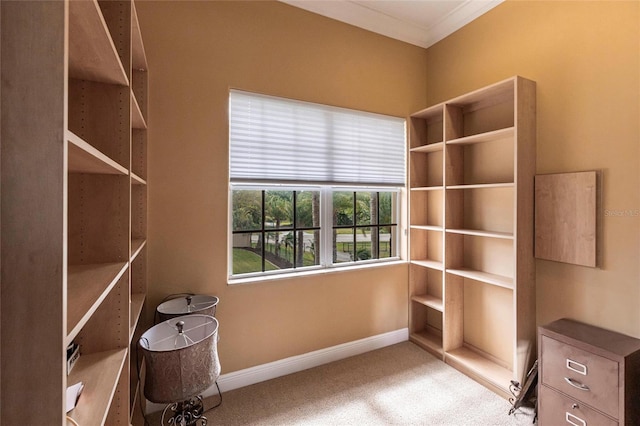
[281, 0, 504, 48]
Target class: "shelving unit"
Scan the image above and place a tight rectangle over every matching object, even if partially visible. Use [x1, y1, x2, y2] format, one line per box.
[408, 76, 536, 399]
[1, 0, 149, 424]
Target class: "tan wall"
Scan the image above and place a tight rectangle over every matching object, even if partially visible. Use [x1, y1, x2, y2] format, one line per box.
[425, 1, 640, 336]
[136, 1, 427, 373]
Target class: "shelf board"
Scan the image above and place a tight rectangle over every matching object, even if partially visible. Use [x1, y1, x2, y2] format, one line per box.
[68, 0, 128, 86]
[67, 348, 128, 426]
[446, 346, 513, 393]
[67, 131, 128, 175]
[410, 142, 444, 153]
[412, 294, 443, 312]
[131, 91, 148, 129]
[410, 330, 443, 357]
[446, 228, 514, 240]
[410, 103, 444, 120]
[67, 262, 129, 344]
[131, 1, 148, 71]
[410, 259, 444, 271]
[131, 172, 147, 186]
[410, 225, 443, 232]
[446, 182, 514, 190]
[130, 293, 146, 342]
[446, 127, 514, 146]
[410, 186, 444, 192]
[446, 77, 514, 112]
[446, 268, 513, 289]
[131, 239, 147, 262]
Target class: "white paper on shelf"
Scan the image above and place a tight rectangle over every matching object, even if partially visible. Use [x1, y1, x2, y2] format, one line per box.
[66, 382, 84, 413]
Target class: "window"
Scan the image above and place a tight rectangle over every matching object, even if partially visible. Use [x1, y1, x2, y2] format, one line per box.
[229, 90, 405, 279]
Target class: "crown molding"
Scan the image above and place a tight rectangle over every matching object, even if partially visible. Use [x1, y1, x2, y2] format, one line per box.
[426, 0, 504, 47]
[281, 0, 504, 49]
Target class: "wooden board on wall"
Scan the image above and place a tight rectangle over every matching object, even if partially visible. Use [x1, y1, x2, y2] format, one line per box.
[534, 171, 598, 267]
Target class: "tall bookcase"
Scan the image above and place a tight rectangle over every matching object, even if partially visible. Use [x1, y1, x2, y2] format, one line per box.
[408, 76, 536, 398]
[1, 0, 148, 424]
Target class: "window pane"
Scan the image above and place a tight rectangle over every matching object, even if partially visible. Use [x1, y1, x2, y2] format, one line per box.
[356, 227, 372, 260]
[333, 191, 354, 226]
[265, 190, 293, 230]
[379, 226, 395, 258]
[355, 192, 372, 225]
[379, 192, 393, 224]
[265, 231, 293, 270]
[232, 232, 267, 274]
[296, 190, 320, 228]
[333, 228, 354, 263]
[295, 230, 320, 267]
[232, 190, 262, 232]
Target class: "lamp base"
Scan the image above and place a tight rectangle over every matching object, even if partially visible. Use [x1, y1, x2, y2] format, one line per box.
[161, 396, 208, 426]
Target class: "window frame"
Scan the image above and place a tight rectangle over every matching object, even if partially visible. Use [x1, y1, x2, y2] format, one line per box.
[228, 184, 401, 281]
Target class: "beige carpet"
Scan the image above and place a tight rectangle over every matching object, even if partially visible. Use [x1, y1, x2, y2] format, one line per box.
[151, 342, 536, 425]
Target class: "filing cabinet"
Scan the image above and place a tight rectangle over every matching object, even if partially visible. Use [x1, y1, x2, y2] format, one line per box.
[538, 319, 640, 425]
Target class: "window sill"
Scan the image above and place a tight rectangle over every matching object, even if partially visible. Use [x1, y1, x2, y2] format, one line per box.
[227, 258, 408, 286]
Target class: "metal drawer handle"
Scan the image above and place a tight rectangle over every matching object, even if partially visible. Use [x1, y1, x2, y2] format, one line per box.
[564, 377, 590, 391]
[566, 358, 588, 375]
[566, 412, 586, 426]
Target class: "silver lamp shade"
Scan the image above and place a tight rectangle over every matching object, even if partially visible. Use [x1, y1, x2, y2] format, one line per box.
[157, 295, 219, 322]
[139, 314, 220, 404]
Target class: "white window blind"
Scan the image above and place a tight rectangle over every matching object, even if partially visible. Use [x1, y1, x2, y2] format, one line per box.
[229, 90, 406, 186]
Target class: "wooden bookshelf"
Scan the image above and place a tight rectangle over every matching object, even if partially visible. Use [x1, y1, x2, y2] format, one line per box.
[131, 239, 147, 261]
[132, 172, 147, 185]
[67, 131, 129, 175]
[410, 141, 444, 153]
[412, 329, 444, 356]
[412, 294, 444, 312]
[446, 126, 514, 146]
[446, 228, 514, 239]
[446, 182, 514, 190]
[1, 1, 149, 423]
[410, 259, 444, 271]
[131, 90, 148, 129]
[67, 349, 128, 425]
[129, 4, 149, 424]
[67, 262, 129, 343]
[131, 2, 149, 72]
[446, 346, 513, 395]
[411, 225, 444, 232]
[446, 268, 513, 290]
[408, 76, 536, 399]
[130, 293, 146, 341]
[68, 0, 129, 86]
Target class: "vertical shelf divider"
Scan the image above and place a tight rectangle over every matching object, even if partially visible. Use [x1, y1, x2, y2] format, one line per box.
[129, 1, 149, 422]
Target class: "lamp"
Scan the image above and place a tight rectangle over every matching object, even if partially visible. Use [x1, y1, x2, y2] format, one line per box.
[156, 294, 219, 322]
[139, 314, 220, 425]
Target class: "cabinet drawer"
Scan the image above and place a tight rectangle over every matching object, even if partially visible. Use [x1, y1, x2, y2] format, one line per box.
[539, 385, 617, 426]
[541, 336, 619, 418]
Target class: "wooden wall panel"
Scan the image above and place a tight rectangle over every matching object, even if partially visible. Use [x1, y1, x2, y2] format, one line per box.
[535, 171, 598, 267]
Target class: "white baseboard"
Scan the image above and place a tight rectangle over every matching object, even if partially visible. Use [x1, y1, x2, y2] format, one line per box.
[146, 328, 408, 413]
[217, 327, 408, 393]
